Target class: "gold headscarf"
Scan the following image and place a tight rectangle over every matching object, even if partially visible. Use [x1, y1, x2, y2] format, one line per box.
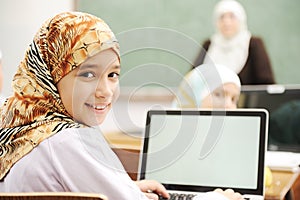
[0, 12, 119, 180]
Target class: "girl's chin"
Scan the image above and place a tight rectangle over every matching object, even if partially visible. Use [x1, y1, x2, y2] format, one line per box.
[83, 118, 105, 127]
[73, 110, 108, 126]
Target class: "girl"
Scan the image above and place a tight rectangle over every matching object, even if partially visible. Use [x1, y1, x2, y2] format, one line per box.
[0, 11, 243, 200]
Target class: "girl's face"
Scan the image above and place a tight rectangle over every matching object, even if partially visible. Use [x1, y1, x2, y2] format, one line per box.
[201, 83, 240, 109]
[57, 49, 120, 126]
[217, 12, 240, 39]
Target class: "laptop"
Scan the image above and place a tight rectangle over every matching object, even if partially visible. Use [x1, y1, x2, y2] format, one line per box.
[238, 84, 300, 152]
[138, 109, 268, 200]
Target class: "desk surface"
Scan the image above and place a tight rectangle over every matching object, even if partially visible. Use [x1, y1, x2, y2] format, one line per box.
[104, 131, 300, 200]
[104, 131, 142, 150]
[265, 170, 299, 200]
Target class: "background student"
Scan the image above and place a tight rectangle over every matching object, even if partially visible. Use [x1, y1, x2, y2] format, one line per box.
[173, 63, 275, 189]
[192, 0, 275, 85]
[0, 11, 244, 200]
[173, 63, 241, 109]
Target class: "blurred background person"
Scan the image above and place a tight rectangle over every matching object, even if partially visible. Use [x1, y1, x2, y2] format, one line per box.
[172, 63, 275, 188]
[192, 0, 275, 85]
[173, 63, 241, 109]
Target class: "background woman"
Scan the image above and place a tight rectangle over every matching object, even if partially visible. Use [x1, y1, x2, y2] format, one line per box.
[193, 0, 275, 85]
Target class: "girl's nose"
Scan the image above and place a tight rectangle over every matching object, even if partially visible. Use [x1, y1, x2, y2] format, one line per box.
[95, 78, 113, 99]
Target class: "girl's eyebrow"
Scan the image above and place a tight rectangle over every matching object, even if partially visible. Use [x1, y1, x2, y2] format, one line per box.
[112, 64, 121, 70]
[78, 63, 121, 70]
[78, 64, 98, 70]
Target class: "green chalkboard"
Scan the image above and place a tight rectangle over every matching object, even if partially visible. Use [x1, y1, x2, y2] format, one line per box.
[76, 0, 300, 87]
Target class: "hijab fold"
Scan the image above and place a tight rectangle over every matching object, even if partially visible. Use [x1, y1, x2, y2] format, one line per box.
[0, 12, 120, 180]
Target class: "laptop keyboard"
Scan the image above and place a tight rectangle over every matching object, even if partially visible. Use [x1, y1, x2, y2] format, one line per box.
[159, 193, 251, 200]
[159, 193, 196, 200]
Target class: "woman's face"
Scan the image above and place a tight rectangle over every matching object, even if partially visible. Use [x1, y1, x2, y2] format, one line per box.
[217, 12, 240, 38]
[201, 83, 240, 109]
[57, 48, 120, 126]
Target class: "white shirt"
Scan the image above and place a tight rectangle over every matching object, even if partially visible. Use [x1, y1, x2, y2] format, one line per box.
[0, 127, 228, 200]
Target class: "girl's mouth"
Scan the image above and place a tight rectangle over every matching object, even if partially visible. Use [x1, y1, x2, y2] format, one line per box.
[85, 103, 109, 110]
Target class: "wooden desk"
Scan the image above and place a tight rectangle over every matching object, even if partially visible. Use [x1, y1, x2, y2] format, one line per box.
[265, 170, 300, 200]
[104, 131, 300, 199]
[104, 131, 142, 151]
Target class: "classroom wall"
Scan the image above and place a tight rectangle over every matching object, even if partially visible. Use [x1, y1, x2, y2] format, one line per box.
[1, 0, 299, 102]
[0, 0, 75, 96]
[77, 0, 300, 88]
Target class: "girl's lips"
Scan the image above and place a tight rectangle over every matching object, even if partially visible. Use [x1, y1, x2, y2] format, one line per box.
[85, 103, 110, 110]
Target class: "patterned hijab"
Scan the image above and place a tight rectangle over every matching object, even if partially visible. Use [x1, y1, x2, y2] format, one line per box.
[0, 12, 119, 180]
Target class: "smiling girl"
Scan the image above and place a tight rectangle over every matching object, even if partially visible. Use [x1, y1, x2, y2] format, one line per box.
[0, 11, 244, 200]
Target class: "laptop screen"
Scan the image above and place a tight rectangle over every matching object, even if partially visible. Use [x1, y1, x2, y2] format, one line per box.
[139, 109, 268, 195]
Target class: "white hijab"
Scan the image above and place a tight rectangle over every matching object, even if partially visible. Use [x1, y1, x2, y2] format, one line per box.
[204, 0, 251, 74]
[173, 64, 241, 108]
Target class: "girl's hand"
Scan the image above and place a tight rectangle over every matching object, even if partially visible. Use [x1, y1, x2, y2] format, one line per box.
[135, 180, 170, 200]
[214, 188, 245, 200]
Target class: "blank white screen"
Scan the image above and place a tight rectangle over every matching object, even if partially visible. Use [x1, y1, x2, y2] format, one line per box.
[144, 114, 261, 189]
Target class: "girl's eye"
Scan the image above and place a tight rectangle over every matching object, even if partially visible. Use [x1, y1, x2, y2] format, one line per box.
[108, 72, 120, 78]
[213, 91, 222, 98]
[79, 72, 95, 78]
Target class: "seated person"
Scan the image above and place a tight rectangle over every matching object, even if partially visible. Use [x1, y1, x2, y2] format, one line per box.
[173, 63, 241, 109]
[0, 11, 244, 200]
